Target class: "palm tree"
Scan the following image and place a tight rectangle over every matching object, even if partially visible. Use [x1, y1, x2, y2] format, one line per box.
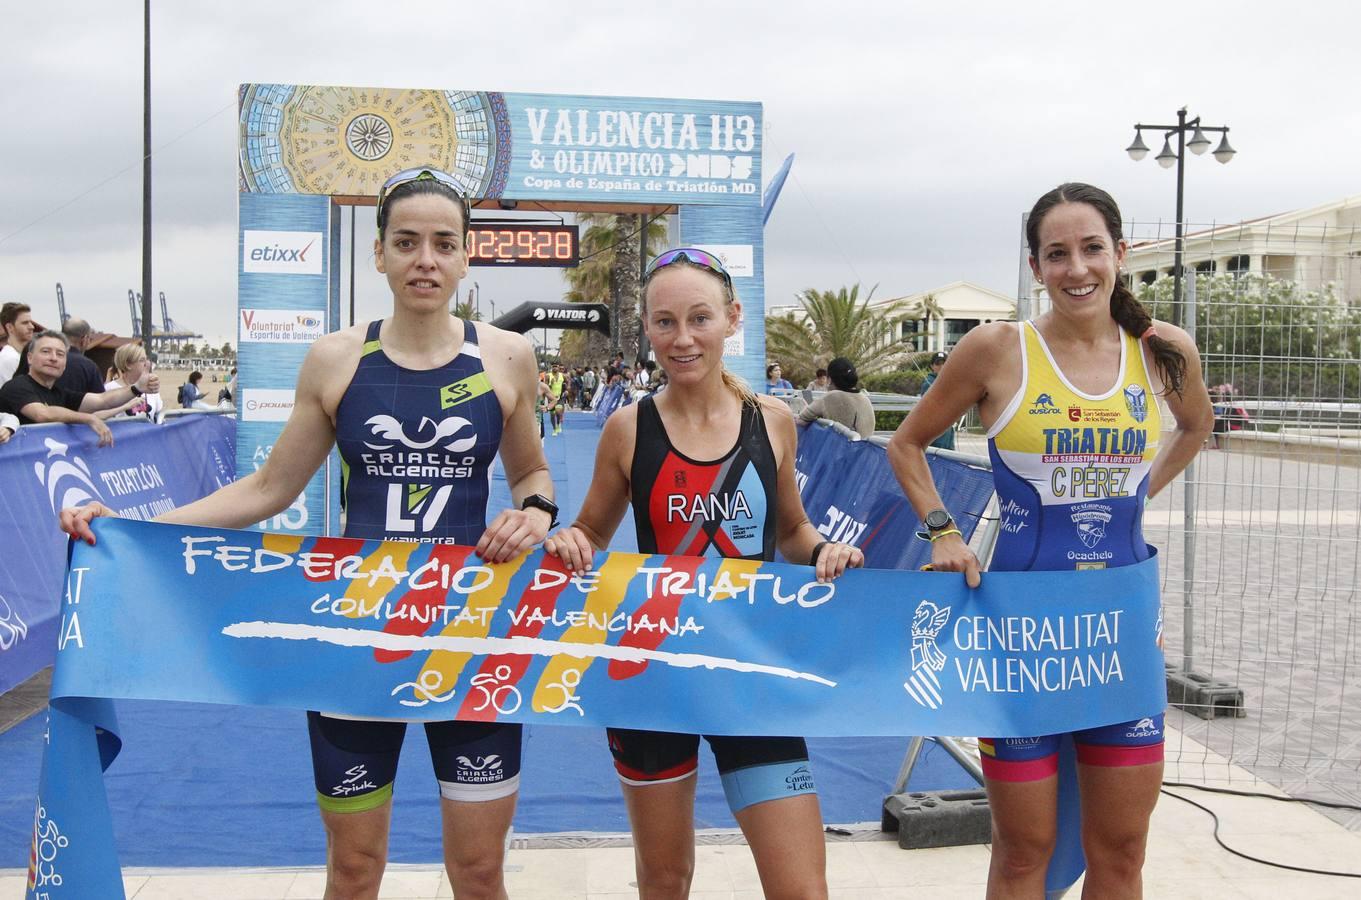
[764, 284, 916, 384]
[562, 213, 668, 364]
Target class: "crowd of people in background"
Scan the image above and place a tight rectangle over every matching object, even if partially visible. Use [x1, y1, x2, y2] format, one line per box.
[0, 300, 242, 444]
[535, 354, 671, 427]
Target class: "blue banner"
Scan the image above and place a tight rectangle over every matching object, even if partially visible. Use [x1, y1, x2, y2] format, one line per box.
[794, 424, 998, 572]
[0, 416, 235, 694]
[236, 192, 337, 536]
[29, 518, 1165, 897]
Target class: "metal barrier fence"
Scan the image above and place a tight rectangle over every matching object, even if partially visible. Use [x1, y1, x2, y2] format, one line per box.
[1028, 218, 1361, 823]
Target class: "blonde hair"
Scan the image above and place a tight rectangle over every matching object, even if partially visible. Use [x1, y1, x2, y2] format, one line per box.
[641, 257, 757, 408]
[113, 342, 148, 378]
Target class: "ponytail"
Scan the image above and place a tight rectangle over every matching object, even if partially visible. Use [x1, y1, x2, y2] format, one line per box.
[720, 367, 759, 408]
[1110, 281, 1187, 396]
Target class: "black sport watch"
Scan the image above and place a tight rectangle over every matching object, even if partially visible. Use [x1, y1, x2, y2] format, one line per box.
[924, 509, 953, 532]
[521, 494, 559, 529]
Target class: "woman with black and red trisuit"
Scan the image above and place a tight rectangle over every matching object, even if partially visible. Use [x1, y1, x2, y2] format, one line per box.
[546, 248, 863, 899]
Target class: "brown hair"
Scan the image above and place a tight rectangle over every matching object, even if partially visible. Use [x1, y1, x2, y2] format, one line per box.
[1, 302, 30, 333]
[1027, 182, 1188, 396]
[641, 255, 757, 407]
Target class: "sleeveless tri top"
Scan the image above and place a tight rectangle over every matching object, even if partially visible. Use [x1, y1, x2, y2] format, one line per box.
[334, 319, 503, 544]
[986, 322, 1161, 572]
[631, 395, 778, 560]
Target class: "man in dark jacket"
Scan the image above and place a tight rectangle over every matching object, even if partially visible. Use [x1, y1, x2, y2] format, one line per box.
[54, 318, 106, 396]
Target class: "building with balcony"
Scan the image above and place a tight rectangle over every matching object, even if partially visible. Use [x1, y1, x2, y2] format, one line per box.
[1122, 194, 1360, 302]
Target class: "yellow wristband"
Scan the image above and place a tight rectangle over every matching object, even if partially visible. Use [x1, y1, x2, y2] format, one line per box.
[928, 528, 962, 543]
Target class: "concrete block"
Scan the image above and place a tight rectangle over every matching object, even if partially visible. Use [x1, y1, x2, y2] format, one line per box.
[1166, 665, 1246, 720]
[882, 790, 991, 849]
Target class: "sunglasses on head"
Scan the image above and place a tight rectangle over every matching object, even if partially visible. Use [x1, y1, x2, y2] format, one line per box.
[643, 248, 733, 288]
[376, 168, 468, 228]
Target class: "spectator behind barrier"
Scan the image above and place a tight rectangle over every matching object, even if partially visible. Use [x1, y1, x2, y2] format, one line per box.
[55, 317, 106, 397]
[0, 301, 35, 387]
[0, 330, 158, 447]
[106, 343, 163, 421]
[797, 356, 875, 438]
[920, 350, 955, 450]
[218, 366, 237, 406]
[179, 370, 212, 410]
[765, 362, 793, 394]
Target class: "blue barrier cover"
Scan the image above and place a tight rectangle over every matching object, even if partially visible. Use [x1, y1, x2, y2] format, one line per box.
[795, 423, 995, 571]
[0, 417, 236, 694]
[591, 382, 630, 426]
[28, 518, 1164, 898]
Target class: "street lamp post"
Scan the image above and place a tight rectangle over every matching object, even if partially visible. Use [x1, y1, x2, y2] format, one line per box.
[1125, 107, 1235, 327]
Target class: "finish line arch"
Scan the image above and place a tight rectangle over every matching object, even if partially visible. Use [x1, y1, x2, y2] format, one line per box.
[235, 84, 765, 535]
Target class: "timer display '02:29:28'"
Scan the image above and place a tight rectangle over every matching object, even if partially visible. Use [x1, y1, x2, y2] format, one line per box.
[466, 224, 579, 267]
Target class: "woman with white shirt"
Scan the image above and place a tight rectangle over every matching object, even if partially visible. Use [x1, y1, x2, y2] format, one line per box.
[104, 343, 163, 421]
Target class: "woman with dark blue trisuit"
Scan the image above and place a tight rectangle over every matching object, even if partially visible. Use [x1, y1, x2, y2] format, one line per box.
[888, 183, 1213, 899]
[62, 168, 556, 900]
[545, 248, 864, 899]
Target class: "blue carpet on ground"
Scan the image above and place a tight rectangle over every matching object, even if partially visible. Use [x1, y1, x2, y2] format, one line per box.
[0, 412, 974, 867]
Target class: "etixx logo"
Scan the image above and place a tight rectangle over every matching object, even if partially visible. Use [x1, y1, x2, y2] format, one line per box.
[903, 600, 952, 710]
[243, 230, 324, 275]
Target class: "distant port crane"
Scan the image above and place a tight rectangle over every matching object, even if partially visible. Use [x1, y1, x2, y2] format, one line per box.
[122, 288, 202, 346]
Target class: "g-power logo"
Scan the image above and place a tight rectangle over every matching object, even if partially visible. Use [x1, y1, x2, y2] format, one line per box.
[242, 230, 324, 275]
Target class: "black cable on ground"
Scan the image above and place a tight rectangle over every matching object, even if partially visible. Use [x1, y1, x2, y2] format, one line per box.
[1160, 787, 1361, 878]
[1163, 780, 1361, 812]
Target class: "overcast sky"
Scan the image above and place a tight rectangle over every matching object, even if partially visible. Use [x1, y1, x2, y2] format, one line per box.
[1, 1, 1356, 348]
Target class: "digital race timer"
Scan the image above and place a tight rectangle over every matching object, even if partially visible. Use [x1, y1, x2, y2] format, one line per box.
[467, 224, 579, 267]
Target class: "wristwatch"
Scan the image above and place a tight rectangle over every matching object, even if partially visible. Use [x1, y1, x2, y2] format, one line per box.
[924, 509, 953, 532]
[130, 384, 143, 397]
[521, 494, 560, 529]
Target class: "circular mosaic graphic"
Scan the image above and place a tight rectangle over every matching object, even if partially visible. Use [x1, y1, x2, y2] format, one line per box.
[239, 85, 511, 197]
[344, 113, 393, 161]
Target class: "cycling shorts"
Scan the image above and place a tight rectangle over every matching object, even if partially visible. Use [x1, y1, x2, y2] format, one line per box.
[979, 713, 1165, 782]
[606, 728, 816, 813]
[308, 712, 522, 812]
